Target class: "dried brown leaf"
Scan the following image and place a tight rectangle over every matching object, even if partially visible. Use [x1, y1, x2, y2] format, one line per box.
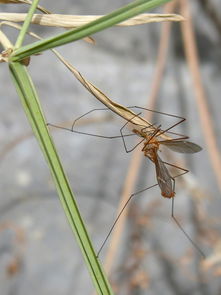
[0, 13, 184, 28]
[54, 52, 154, 129]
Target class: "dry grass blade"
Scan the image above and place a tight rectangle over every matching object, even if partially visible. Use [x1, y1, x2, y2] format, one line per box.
[180, 0, 221, 193]
[54, 53, 153, 128]
[0, 30, 13, 54]
[49, 53, 170, 140]
[0, 13, 184, 28]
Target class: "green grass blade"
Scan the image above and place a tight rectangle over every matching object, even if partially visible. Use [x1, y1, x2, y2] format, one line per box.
[9, 61, 114, 295]
[15, 0, 40, 48]
[11, 0, 170, 61]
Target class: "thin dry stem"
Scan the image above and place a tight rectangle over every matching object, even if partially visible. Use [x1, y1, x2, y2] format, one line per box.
[180, 0, 221, 194]
[0, 13, 184, 28]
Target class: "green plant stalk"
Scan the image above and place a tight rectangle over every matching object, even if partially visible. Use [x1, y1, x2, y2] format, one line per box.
[14, 0, 40, 49]
[9, 61, 114, 295]
[11, 0, 170, 61]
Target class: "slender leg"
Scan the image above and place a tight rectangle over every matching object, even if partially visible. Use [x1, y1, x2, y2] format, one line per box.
[171, 198, 205, 258]
[161, 161, 189, 174]
[127, 105, 186, 123]
[47, 107, 136, 139]
[127, 105, 186, 138]
[47, 122, 133, 139]
[119, 112, 146, 153]
[160, 160, 189, 197]
[119, 112, 161, 153]
[97, 182, 159, 257]
[97, 165, 191, 257]
[71, 108, 111, 131]
[156, 116, 185, 138]
[162, 161, 206, 257]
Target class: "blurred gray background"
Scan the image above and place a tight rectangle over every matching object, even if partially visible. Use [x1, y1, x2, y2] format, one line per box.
[0, 0, 221, 294]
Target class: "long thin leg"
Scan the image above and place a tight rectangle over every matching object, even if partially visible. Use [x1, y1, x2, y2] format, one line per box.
[70, 106, 156, 132]
[47, 107, 136, 139]
[47, 106, 172, 143]
[119, 112, 159, 153]
[125, 106, 185, 139]
[127, 105, 186, 138]
[119, 112, 145, 153]
[71, 108, 112, 131]
[161, 161, 189, 174]
[97, 182, 159, 257]
[171, 199, 205, 258]
[127, 105, 186, 122]
[159, 160, 188, 197]
[97, 168, 189, 257]
[47, 122, 135, 140]
[156, 116, 185, 138]
[162, 162, 206, 258]
[69, 107, 151, 142]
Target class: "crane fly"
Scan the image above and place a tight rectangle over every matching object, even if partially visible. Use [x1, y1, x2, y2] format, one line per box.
[107, 109, 204, 258]
[47, 106, 204, 257]
[119, 107, 202, 199]
[133, 127, 201, 199]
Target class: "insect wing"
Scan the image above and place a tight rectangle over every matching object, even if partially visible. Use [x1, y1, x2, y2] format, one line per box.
[162, 141, 202, 154]
[155, 154, 174, 198]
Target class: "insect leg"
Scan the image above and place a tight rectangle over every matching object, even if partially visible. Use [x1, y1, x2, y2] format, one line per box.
[97, 182, 159, 257]
[119, 112, 146, 153]
[47, 107, 135, 139]
[171, 198, 205, 258]
[162, 162, 206, 258]
[126, 105, 186, 137]
[119, 112, 159, 153]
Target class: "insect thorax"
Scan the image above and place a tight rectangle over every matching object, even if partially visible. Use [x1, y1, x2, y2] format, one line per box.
[142, 138, 159, 160]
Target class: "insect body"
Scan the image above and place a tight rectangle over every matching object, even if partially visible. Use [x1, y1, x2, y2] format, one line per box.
[131, 120, 202, 199]
[133, 127, 175, 199]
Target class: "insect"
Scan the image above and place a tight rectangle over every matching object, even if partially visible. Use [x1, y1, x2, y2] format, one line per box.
[118, 107, 202, 199]
[47, 106, 204, 257]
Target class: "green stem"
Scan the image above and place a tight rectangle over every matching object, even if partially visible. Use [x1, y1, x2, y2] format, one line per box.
[9, 61, 114, 295]
[15, 0, 40, 49]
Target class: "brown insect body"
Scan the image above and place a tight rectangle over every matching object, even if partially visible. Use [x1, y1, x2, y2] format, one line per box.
[134, 129, 175, 199]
